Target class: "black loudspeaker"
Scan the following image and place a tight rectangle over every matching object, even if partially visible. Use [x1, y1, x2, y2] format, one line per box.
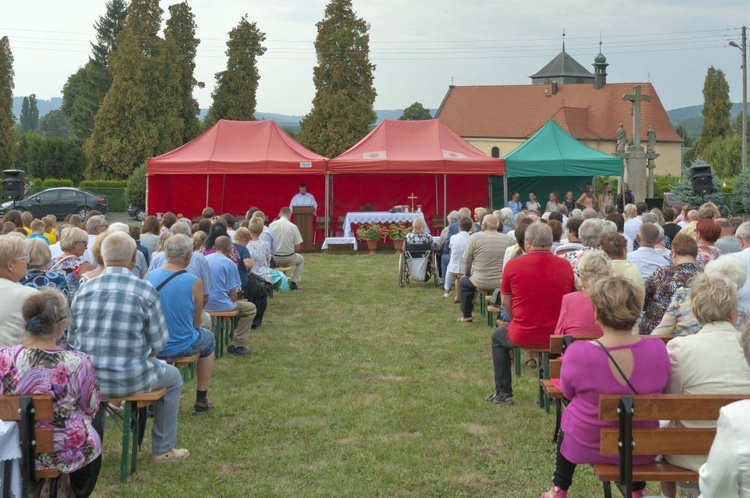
[690, 165, 713, 195]
[2, 170, 25, 202]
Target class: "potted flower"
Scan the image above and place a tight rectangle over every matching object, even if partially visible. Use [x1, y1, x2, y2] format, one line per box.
[355, 223, 383, 255]
[387, 223, 411, 253]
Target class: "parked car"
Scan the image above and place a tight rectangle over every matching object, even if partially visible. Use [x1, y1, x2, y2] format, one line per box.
[0, 187, 107, 220]
[128, 205, 145, 221]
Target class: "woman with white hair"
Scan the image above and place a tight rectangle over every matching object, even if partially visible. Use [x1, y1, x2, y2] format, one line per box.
[653, 254, 748, 336]
[553, 250, 611, 337]
[49, 227, 92, 300]
[20, 238, 69, 297]
[0, 236, 38, 347]
[660, 273, 750, 498]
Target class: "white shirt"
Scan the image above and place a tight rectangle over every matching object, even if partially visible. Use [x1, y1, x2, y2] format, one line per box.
[446, 231, 471, 274]
[699, 400, 750, 498]
[290, 192, 317, 215]
[0, 279, 37, 347]
[623, 217, 642, 242]
[269, 217, 303, 256]
[627, 246, 670, 280]
[735, 247, 750, 311]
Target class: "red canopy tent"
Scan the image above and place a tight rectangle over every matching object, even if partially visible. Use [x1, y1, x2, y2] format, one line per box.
[327, 119, 505, 231]
[146, 120, 327, 219]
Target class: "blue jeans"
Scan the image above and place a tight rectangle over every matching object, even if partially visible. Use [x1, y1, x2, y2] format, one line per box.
[159, 328, 214, 359]
[150, 364, 184, 455]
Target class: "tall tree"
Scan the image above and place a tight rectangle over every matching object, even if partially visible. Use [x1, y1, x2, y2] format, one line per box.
[85, 0, 164, 179]
[0, 37, 15, 168]
[163, 2, 201, 142]
[19, 94, 39, 132]
[205, 15, 266, 126]
[694, 66, 733, 156]
[399, 102, 432, 121]
[39, 110, 74, 140]
[297, 0, 376, 157]
[61, 0, 128, 142]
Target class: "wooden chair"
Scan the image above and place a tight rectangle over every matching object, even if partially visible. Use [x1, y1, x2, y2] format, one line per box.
[595, 393, 750, 497]
[208, 309, 239, 358]
[0, 394, 59, 497]
[101, 387, 167, 483]
[166, 353, 200, 383]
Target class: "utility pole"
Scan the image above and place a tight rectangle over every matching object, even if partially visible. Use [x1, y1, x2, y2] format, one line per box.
[730, 26, 747, 173]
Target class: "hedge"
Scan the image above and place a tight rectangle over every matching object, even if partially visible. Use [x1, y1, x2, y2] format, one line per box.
[80, 180, 127, 189]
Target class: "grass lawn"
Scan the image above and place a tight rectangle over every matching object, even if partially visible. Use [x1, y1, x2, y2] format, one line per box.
[91, 251, 613, 497]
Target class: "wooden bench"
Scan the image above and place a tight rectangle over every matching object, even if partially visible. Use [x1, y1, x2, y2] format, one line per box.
[595, 393, 750, 497]
[0, 394, 59, 497]
[208, 309, 240, 358]
[102, 387, 167, 483]
[486, 305, 500, 327]
[165, 353, 200, 382]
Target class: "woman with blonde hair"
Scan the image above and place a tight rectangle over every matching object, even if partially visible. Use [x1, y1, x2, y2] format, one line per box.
[405, 217, 432, 245]
[49, 227, 92, 300]
[20, 238, 69, 296]
[0, 235, 38, 346]
[0, 289, 102, 496]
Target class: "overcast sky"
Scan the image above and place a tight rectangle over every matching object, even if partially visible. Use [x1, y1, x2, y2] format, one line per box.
[3, 0, 749, 115]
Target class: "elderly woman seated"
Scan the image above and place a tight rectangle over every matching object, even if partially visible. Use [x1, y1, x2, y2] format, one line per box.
[653, 255, 748, 336]
[553, 250, 611, 337]
[49, 227, 93, 300]
[405, 217, 432, 246]
[20, 238, 69, 297]
[0, 289, 101, 497]
[540, 277, 671, 498]
[0, 236, 38, 347]
[660, 273, 750, 497]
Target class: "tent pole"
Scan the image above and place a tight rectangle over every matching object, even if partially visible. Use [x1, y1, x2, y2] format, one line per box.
[325, 175, 329, 237]
[205, 174, 210, 209]
[145, 175, 149, 216]
[443, 174, 447, 223]
[220, 175, 226, 213]
[503, 175, 508, 208]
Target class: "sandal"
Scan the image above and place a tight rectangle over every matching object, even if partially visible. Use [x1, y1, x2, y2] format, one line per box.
[194, 400, 215, 414]
[457, 316, 473, 323]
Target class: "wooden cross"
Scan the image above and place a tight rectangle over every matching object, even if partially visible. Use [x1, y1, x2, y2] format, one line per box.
[623, 85, 651, 148]
[408, 192, 418, 212]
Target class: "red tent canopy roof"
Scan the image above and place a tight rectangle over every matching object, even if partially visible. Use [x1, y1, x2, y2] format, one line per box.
[327, 119, 505, 175]
[147, 119, 327, 175]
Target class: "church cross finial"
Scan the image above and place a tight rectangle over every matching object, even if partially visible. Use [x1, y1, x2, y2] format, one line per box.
[562, 29, 566, 51]
[599, 31, 603, 52]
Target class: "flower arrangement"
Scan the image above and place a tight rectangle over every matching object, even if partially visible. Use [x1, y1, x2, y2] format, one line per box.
[387, 222, 412, 240]
[355, 223, 384, 241]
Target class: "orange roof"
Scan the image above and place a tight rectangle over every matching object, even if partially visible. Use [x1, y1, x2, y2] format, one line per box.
[436, 83, 682, 143]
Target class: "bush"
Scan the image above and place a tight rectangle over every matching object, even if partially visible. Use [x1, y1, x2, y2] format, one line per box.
[731, 172, 750, 215]
[125, 163, 146, 210]
[669, 160, 725, 208]
[80, 180, 127, 189]
[39, 178, 74, 187]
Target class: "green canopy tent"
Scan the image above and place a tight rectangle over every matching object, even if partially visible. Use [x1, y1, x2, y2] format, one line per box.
[492, 119, 624, 209]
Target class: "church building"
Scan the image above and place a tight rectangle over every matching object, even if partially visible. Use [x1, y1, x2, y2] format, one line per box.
[435, 44, 683, 176]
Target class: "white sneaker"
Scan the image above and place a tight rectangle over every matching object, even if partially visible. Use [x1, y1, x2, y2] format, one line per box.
[443, 292, 449, 298]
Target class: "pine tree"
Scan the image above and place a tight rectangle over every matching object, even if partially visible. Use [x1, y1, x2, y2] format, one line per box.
[694, 66, 733, 156]
[62, 0, 128, 142]
[205, 15, 266, 126]
[85, 0, 163, 179]
[297, 0, 376, 157]
[399, 102, 432, 121]
[0, 37, 16, 168]
[163, 2, 201, 142]
[19, 94, 39, 132]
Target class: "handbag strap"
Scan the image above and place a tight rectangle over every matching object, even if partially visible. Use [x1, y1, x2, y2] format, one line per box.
[155, 270, 187, 292]
[594, 340, 639, 394]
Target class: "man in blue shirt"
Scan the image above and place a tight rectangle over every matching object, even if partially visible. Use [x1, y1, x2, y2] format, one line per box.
[204, 236, 257, 355]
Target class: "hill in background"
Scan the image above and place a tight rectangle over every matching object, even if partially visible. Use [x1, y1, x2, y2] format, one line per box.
[667, 102, 744, 138]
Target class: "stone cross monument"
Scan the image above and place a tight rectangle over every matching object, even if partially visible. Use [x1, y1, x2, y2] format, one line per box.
[620, 85, 651, 203]
[646, 125, 659, 198]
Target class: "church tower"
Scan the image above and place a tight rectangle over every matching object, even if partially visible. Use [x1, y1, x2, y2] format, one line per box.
[593, 41, 608, 89]
[529, 35, 594, 86]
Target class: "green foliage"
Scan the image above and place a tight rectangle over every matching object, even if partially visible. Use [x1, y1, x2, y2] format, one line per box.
[399, 102, 432, 121]
[694, 66, 733, 156]
[164, 2, 201, 142]
[355, 223, 383, 241]
[205, 15, 266, 126]
[674, 124, 694, 148]
[654, 174, 680, 198]
[80, 180, 127, 188]
[38, 110, 73, 140]
[85, 0, 177, 180]
[16, 135, 86, 183]
[124, 163, 146, 209]
[61, 0, 127, 143]
[700, 135, 742, 177]
[298, 0, 377, 157]
[731, 171, 750, 215]
[38, 178, 75, 188]
[0, 37, 16, 168]
[19, 94, 39, 133]
[669, 160, 725, 207]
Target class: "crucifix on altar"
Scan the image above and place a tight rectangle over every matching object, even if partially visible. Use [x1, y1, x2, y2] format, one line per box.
[407, 192, 418, 212]
[617, 85, 653, 204]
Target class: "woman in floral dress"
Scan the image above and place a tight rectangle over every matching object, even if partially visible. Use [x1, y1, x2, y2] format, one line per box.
[0, 289, 101, 497]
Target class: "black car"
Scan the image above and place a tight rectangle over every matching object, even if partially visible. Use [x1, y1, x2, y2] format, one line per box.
[0, 187, 107, 219]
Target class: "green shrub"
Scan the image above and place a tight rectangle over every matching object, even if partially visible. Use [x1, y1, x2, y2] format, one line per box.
[80, 180, 127, 189]
[669, 161, 725, 208]
[39, 178, 74, 187]
[731, 172, 750, 215]
[125, 164, 146, 210]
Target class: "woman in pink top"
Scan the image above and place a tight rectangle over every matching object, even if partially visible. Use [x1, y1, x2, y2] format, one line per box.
[541, 277, 671, 498]
[554, 250, 611, 337]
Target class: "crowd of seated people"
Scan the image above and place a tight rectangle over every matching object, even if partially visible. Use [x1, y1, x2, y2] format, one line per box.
[0, 204, 299, 495]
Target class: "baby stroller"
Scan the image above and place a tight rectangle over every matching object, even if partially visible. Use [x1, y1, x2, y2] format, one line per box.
[398, 241, 439, 287]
